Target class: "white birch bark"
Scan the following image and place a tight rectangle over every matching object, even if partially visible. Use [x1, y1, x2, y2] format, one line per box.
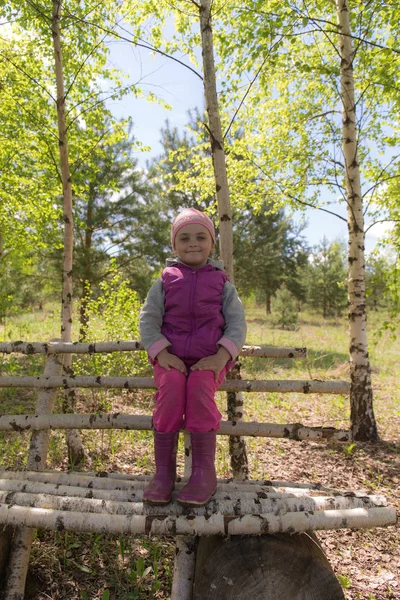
[0, 472, 389, 502]
[0, 504, 395, 536]
[199, 0, 233, 279]
[0, 413, 352, 441]
[51, 0, 84, 462]
[0, 490, 387, 517]
[0, 375, 350, 394]
[226, 364, 248, 480]
[4, 351, 64, 600]
[336, 0, 378, 440]
[0, 341, 307, 359]
[171, 536, 196, 600]
[199, 0, 248, 478]
[0, 473, 354, 496]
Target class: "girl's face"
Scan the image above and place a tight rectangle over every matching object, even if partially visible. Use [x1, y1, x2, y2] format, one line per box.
[174, 223, 214, 269]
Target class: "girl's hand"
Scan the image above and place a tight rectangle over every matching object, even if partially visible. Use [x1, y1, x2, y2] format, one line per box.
[156, 349, 187, 375]
[191, 347, 231, 381]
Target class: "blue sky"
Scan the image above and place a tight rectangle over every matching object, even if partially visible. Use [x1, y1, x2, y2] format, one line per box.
[105, 38, 386, 253]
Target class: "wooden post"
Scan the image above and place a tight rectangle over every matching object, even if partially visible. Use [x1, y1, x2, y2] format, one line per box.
[4, 348, 64, 600]
[226, 363, 248, 480]
[171, 536, 197, 600]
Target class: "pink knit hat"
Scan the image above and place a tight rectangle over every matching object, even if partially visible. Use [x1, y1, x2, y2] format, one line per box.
[171, 208, 215, 248]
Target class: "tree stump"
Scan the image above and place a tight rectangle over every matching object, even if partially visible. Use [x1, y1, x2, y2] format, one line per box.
[194, 534, 344, 599]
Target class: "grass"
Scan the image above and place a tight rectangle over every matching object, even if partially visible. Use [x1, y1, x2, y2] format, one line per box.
[0, 305, 399, 599]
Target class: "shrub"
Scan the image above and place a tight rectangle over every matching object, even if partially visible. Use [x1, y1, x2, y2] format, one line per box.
[76, 265, 148, 379]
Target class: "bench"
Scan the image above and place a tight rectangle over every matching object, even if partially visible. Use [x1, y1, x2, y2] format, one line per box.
[0, 340, 396, 599]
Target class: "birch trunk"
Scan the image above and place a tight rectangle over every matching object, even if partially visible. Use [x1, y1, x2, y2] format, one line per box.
[336, 0, 378, 440]
[171, 536, 196, 600]
[3, 351, 64, 600]
[52, 0, 84, 463]
[0, 230, 7, 584]
[199, 0, 247, 477]
[227, 364, 249, 480]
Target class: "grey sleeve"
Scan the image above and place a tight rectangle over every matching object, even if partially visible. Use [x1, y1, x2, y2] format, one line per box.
[219, 281, 247, 357]
[139, 279, 170, 356]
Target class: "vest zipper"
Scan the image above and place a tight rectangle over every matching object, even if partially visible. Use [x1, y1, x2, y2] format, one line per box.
[184, 270, 197, 357]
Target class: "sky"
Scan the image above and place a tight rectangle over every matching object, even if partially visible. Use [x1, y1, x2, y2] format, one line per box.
[105, 36, 389, 254]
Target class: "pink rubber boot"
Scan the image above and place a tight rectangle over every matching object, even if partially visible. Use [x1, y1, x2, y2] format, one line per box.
[177, 431, 217, 506]
[143, 430, 179, 504]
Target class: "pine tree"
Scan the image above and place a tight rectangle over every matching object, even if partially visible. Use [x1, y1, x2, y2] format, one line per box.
[306, 238, 347, 318]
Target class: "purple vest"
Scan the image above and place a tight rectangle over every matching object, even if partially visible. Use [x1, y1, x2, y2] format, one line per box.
[161, 263, 227, 360]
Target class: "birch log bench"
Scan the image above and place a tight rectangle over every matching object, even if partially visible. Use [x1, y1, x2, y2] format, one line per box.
[0, 340, 396, 600]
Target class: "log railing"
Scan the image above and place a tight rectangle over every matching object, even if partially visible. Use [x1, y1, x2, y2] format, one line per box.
[0, 341, 306, 358]
[0, 414, 351, 442]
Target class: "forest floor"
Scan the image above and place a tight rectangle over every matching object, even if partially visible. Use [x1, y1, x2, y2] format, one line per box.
[0, 305, 399, 599]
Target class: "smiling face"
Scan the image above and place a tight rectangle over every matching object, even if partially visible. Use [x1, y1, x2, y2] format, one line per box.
[173, 223, 214, 269]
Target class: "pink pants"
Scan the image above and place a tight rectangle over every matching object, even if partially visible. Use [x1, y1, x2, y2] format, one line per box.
[152, 362, 227, 433]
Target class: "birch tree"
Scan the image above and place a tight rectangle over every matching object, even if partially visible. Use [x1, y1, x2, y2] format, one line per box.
[51, 0, 85, 462]
[335, 0, 377, 439]
[1, 0, 141, 454]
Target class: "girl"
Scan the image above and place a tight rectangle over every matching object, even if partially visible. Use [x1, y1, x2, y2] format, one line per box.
[139, 208, 246, 506]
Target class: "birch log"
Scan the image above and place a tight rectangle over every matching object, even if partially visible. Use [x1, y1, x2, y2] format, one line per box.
[0, 473, 366, 497]
[0, 376, 350, 394]
[51, 0, 84, 463]
[336, 0, 378, 440]
[171, 536, 196, 600]
[0, 490, 387, 518]
[0, 342, 306, 359]
[0, 414, 352, 442]
[0, 505, 395, 536]
[4, 351, 63, 600]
